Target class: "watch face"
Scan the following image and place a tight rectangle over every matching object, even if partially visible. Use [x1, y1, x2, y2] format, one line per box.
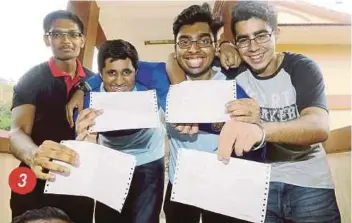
[75, 82, 86, 92]
[211, 122, 225, 132]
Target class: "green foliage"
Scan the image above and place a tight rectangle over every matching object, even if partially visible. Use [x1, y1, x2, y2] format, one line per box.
[0, 103, 11, 131]
[0, 82, 13, 131]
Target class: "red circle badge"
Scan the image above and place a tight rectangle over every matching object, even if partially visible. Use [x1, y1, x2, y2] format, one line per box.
[8, 167, 37, 195]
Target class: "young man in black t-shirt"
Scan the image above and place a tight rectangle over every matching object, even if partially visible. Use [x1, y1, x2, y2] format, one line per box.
[10, 10, 95, 223]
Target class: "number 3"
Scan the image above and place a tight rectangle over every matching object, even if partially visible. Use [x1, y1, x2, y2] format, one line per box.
[18, 173, 27, 188]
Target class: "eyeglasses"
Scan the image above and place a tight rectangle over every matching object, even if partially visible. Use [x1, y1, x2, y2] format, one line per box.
[235, 32, 274, 48]
[176, 38, 213, 49]
[45, 31, 83, 40]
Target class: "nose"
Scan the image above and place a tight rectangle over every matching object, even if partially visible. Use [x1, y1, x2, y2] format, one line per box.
[60, 34, 70, 43]
[188, 41, 200, 53]
[248, 39, 260, 52]
[113, 74, 125, 85]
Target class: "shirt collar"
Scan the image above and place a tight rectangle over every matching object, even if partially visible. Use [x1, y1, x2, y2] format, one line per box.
[186, 66, 220, 81]
[48, 57, 86, 78]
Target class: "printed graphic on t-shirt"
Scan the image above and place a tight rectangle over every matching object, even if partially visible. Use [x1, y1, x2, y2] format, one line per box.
[260, 104, 299, 122]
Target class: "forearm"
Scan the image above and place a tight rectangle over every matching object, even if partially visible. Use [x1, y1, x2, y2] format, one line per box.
[262, 113, 329, 146]
[10, 129, 38, 166]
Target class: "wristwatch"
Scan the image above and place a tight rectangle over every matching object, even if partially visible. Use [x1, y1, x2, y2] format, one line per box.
[75, 81, 88, 92]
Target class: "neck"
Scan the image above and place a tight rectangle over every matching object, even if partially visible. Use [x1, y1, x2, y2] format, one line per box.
[53, 57, 77, 77]
[257, 52, 282, 77]
[188, 69, 214, 81]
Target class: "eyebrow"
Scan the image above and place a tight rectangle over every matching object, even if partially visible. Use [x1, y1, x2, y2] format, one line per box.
[178, 33, 212, 39]
[105, 67, 133, 72]
[105, 69, 117, 73]
[236, 29, 270, 40]
[49, 29, 81, 33]
[122, 68, 133, 72]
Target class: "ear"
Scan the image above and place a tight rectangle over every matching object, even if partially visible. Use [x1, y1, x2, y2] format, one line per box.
[274, 28, 280, 41]
[173, 46, 177, 59]
[215, 42, 220, 56]
[80, 35, 86, 48]
[43, 34, 50, 47]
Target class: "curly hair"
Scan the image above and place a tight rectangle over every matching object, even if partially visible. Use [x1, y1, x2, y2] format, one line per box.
[173, 3, 223, 41]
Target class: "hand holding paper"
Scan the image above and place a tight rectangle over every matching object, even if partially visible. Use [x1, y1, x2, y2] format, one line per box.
[44, 140, 136, 212]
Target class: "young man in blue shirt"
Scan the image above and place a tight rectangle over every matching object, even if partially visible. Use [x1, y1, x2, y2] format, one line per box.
[75, 39, 166, 223]
[163, 4, 265, 223]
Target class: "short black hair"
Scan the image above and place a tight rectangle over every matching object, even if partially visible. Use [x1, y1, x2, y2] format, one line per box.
[12, 207, 72, 223]
[98, 39, 139, 73]
[43, 10, 84, 33]
[231, 1, 278, 37]
[173, 3, 223, 41]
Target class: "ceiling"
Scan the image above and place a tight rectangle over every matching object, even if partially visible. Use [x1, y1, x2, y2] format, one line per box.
[96, 1, 215, 61]
[95, 1, 351, 62]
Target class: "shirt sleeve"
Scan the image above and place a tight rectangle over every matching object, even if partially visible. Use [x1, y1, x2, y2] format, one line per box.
[84, 74, 102, 91]
[11, 67, 44, 110]
[73, 92, 91, 127]
[136, 61, 170, 111]
[150, 63, 170, 111]
[288, 54, 327, 112]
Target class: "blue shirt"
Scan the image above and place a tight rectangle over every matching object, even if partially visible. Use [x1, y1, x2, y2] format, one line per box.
[80, 62, 169, 166]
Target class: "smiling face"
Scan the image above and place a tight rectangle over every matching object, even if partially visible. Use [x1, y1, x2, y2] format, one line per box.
[101, 58, 136, 92]
[175, 22, 215, 78]
[234, 18, 279, 74]
[44, 18, 85, 61]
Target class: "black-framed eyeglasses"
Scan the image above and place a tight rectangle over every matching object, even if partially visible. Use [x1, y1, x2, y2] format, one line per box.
[235, 32, 274, 48]
[45, 31, 83, 40]
[176, 38, 213, 49]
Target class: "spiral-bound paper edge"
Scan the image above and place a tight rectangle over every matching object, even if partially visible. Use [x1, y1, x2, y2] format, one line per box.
[165, 85, 173, 123]
[171, 148, 184, 201]
[89, 92, 95, 133]
[44, 141, 66, 193]
[232, 80, 237, 99]
[259, 164, 271, 223]
[152, 90, 159, 127]
[118, 159, 136, 212]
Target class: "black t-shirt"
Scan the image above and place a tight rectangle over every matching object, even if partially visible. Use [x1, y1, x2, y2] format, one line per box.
[234, 52, 327, 160]
[11, 62, 94, 195]
[12, 62, 94, 146]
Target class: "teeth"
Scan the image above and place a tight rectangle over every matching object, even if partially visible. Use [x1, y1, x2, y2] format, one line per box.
[251, 54, 262, 60]
[112, 87, 126, 92]
[187, 58, 203, 67]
